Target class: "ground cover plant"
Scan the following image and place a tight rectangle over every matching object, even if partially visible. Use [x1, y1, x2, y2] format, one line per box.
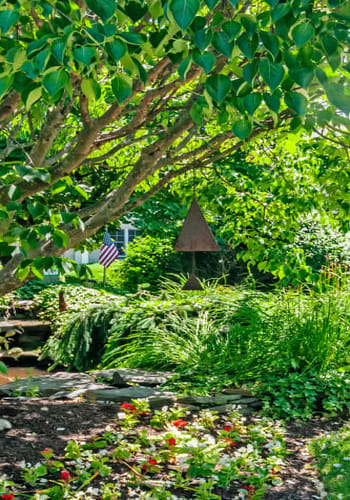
[0, 401, 286, 499]
[309, 423, 350, 499]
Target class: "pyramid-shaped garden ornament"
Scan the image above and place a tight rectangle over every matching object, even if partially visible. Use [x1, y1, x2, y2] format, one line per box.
[174, 198, 220, 290]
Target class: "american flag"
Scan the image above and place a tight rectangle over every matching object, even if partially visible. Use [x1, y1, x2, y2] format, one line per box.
[99, 231, 119, 268]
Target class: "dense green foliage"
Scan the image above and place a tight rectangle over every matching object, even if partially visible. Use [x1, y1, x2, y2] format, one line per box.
[0, 0, 349, 295]
[110, 235, 182, 292]
[41, 279, 350, 418]
[32, 284, 116, 370]
[309, 424, 350, 499]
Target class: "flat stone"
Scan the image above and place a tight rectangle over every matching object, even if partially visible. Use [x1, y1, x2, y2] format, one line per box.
[177, 394, 242, 406]
[221, 387, 254, 397]
[0, 372, 94, 397]
[0, 418, 12, 431]
[84, 386, 176, 408]
[91, 369, 175, 387]
[50, 383, 113, 400]
[210, 404, 255, 416]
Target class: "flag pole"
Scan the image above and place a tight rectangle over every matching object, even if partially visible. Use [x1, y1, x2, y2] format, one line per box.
[103, 224, 108, 287]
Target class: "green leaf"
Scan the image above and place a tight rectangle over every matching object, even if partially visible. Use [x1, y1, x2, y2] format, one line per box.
[271, 4, 290, 23]
[205, 0, 219, 7]
[52, 229, 69, 248]
[74, 185, 89, 200]
[212, 31, 234, 58]
[193, 50, 215, 74]
[263, 91, 281, 113]
[8, 185, 21, 201]
[132, 58, 148, 85]
[289, 65, 314, 88]
[232, 119, 252, 140]
[243, 92, 262, 115]
[260, 59, 284, 92]
[0, 75, 13, 99]
[81, 78, 101, 100]
[52, 39, 66, 64]
[285, 91, 308, 115]
[178, 56, 192, 80]
[194, 29, 213, 51]
[106, 39, 127, 61]
[324, 83, 350, 115]
[237, 33, 258, 59]
[27, 202, 47, 218]
[223, 20, 241, 40]
[205, 74, 232, 104]
[73, 46, 96, 66]
[85, 0, 117, 22]
[25, 87, 42, 110]
[242, 60, 259, 85]
[111, 74, 132, 103]
[0, 361, 7, 375]
[0, 9, 19, 33]
[43, 70, 69, 96]
[31, 266, 44, 280]
[16, 266, 30, 280]
[169, 0, 200, 30]
[124, 1, 148, 22]
[119, 33, 146, 45]
[292, 22, 315, 47]
[260, 31, 280, 59]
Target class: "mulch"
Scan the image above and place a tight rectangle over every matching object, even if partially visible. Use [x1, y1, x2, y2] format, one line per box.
[0, 399, 345, 499]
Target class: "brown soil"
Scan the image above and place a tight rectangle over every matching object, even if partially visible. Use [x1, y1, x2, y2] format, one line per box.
[0, 367, 48, 385]
[0, 399, 344, 499]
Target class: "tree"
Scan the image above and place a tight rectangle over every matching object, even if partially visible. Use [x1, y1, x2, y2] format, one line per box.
[0, 0, 349, 295]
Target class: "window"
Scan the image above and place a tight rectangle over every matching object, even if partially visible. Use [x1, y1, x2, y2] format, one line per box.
[128, 229, 139, 244]
[114, 229, 126, 257]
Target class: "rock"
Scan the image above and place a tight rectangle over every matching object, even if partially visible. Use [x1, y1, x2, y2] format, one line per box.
[91, 369, 175, 387]
[0, 418, 12, 431]
[84, 386, 176, 408]
[0, 372, 94, 397]
[221, 387, 254, 397]
[50, 383, 112, 400]
[210, 404, 256, 416]
[177, 394, 242, 406]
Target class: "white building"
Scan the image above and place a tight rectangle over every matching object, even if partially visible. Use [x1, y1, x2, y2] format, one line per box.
[63, 223, 139, 264]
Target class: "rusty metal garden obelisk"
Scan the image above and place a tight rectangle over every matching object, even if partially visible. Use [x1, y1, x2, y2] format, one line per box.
[174, 198, 220, 290]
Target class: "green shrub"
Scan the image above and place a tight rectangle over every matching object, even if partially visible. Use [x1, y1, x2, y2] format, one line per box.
[309, 424, 350, 498]
[37, 284, 119, 368]
[110, 235, 181, 292]
[253, 370, 350, 420]
[101, 286, 350, 379]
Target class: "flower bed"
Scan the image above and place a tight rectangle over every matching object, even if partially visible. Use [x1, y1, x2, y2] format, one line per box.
[0, 401, 285, 499]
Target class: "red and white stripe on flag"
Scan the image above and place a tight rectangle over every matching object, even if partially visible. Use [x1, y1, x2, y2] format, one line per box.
[99, 231, 119, 268]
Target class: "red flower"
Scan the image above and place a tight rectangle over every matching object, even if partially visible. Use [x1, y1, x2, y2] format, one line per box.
[172, 419, 188, 427]
[121, 402, 137, 412]
[167, 437, 176, 446]
[60, 470, 71, 481]
[243, 485, 254, 492]
[147, 459, 157, 466]
[224, 426, 231, 432]
[224, 437, 237, 446]
[1, 494, 15, 500]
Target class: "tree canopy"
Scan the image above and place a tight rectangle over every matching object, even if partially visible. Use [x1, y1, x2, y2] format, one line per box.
[0, 0, 349, 295]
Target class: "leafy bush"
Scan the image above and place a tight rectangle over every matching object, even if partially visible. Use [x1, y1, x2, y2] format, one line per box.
[309, 424, 350, 498]
[101, 285, 350, 379]
[252, 371, 350, 420]
[37, 284, 119, 369]
[295, 217, 350, 271]
[15, 280, 55, 300]
[110, 235, 181, 292]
